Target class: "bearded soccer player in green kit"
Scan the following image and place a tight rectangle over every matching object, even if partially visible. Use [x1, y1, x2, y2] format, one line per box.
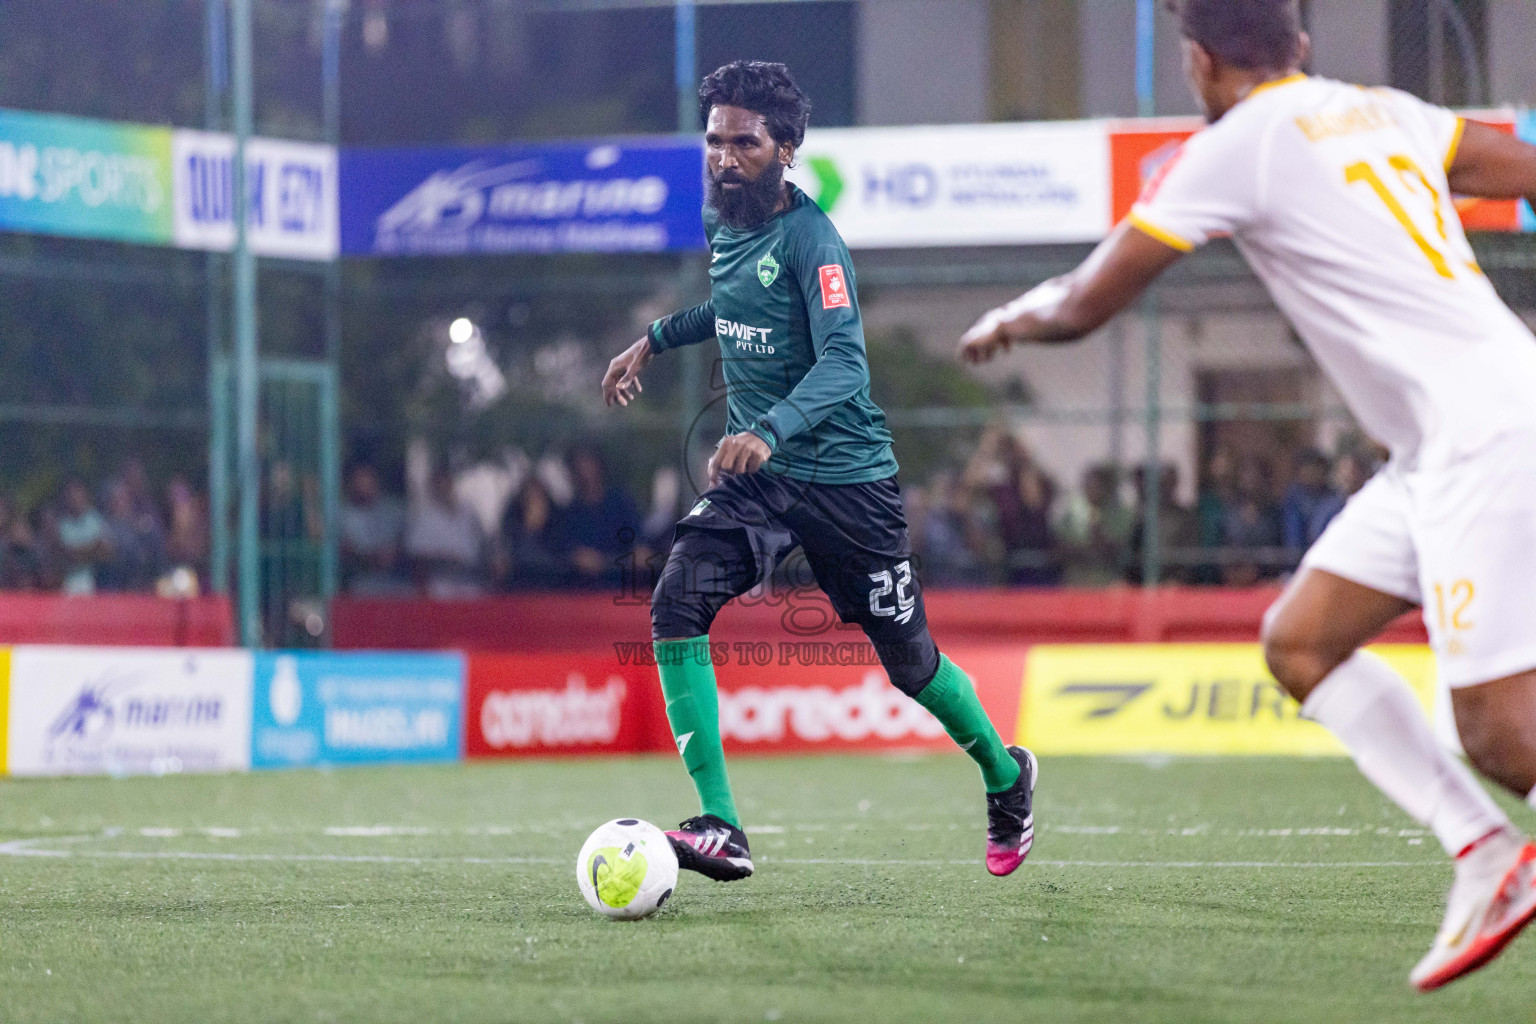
[601, 61, 1037, 882]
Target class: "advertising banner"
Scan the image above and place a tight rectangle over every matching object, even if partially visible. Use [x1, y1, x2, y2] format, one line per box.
[252, 652, 463, 768]
[0, 647, 8, 776]
[1521, 113, 1536, 232]
[1109, 112, 1525, 232]
[6, 646, 253, 776]
[340, 138, 705, 256]
[1017, 643, 1434, 756]
[172, 131, 338, 260]
[0, 107, 174, 245]
[715, 643, 1026, 754]
[467, 645, 1026, 758]
[466, 652, 662, 758]
[786, 121, 1110, 248]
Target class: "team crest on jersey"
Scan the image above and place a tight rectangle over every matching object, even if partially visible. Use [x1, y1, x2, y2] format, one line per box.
[757, 252, 780, 288]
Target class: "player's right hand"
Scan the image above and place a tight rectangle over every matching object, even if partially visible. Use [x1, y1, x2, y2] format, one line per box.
[602, 336, 654, 407]
[958, 310, 1012, 364]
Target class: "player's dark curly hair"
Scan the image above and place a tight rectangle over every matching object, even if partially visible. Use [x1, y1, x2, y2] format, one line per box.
[698, 61, 812, 151]
[1166, 0, 1303, 71]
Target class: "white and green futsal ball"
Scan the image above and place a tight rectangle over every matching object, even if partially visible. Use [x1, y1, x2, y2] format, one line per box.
[576, 818, 679, 920]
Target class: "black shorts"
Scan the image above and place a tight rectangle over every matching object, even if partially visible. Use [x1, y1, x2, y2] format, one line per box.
[674, 471, 924, 636]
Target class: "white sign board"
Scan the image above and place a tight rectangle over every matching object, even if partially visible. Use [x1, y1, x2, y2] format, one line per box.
[7, 647, 253, 776]
[786, 121, 1111, 248]
[172, 130, 338, 260]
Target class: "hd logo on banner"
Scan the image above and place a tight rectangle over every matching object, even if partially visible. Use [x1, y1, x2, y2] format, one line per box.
[1017, 644, 1434, 756]
[252, 652, 464, 768]
[6, 647, 253, 776]
[786, 121, 1111, 248]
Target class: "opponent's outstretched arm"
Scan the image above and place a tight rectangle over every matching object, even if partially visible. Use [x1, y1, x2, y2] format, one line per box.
[1449, 120, 1536, 207]
[957, 222, 1185, 364]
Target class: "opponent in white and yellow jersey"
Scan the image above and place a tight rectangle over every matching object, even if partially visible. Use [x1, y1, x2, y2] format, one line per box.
[1132, 75, 1536, 471]
[958, 0, 1536, 992]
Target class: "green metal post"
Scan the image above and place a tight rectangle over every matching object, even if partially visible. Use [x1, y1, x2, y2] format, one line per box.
[1141, 289, 1162, 587]
[320, 0, 343, 626]
[206, 0, 230, 594]
[1136, 0, 1160, 585]
[232, 0, 261, 646]
[675, 0, 706, 464]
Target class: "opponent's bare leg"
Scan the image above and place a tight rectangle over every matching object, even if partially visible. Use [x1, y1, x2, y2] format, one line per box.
[1453, 671, 1536, 798]
[1266, 569, 1532, 991]
[1262, 566, 1415, 701]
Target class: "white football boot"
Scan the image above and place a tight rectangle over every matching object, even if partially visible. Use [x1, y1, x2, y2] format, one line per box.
[1411, 829, 1536, 992]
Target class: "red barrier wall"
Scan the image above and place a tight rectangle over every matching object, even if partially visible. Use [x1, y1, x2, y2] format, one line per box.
[0, 594, 235, 646]
[335, 587, 1428, 652]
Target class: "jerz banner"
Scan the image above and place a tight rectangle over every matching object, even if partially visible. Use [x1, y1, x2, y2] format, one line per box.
[1017, 643, 1434, 756]
[340, 138, 706, 256]
[786, 121, 1111, 248]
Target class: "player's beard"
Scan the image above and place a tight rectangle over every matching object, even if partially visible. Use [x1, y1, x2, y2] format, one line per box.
[707, 161, 786, 231]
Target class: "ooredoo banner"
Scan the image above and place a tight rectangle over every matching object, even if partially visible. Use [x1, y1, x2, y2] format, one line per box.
[786, 121, 1111, 248]
[6, 646, 253, 776]
[1017, 643, 1434, 756]
[715, 644, 1026, 754]
[251, 651, 463, 768]
[466, 645, 1026, 758]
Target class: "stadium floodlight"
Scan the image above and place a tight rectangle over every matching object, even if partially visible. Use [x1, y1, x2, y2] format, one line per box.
[448, 317, 476, 345]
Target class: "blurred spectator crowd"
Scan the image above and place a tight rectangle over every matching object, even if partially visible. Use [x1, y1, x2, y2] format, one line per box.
[906, 425, 1377, 589]
[0, 457, 209, 596]
[0, 436, 1380, 599]
[341, 428, 1382, 597]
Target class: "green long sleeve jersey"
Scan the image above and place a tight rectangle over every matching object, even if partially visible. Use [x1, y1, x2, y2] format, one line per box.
[649, 183, 898, 485]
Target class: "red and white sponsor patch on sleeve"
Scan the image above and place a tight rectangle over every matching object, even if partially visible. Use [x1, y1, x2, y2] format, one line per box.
[818, 264, 851, 310]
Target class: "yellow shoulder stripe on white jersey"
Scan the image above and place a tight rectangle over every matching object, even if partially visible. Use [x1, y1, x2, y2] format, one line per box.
[1445, 116, 1467, 171]
[1127, 211, 1195, 253]
[1245, 72, 1308, 101]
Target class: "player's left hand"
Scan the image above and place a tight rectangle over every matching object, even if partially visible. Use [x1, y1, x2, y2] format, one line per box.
[958, 310, 1013, 364]
[708, 432, 772, 486]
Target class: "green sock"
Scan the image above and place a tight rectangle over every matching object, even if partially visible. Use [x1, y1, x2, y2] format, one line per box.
[654, 637, 740, 828]
[915, 654, 1021, 793]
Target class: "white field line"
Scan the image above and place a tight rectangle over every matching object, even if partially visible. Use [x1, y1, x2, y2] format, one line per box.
[0, 837, 1434, 870]
[0, 822, 1434, 840]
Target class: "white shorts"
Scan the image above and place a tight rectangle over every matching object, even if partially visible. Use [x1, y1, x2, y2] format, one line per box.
[1301, 429, 1536, 687]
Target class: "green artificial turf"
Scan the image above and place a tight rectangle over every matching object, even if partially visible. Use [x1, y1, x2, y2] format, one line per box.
[0, 754, 1532, 1023]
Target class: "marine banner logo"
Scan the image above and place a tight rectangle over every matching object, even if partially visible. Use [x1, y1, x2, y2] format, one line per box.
[340, 138, 706, 256]
[1017, 643, 1435, 756]
[6, 646, 253, 777]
